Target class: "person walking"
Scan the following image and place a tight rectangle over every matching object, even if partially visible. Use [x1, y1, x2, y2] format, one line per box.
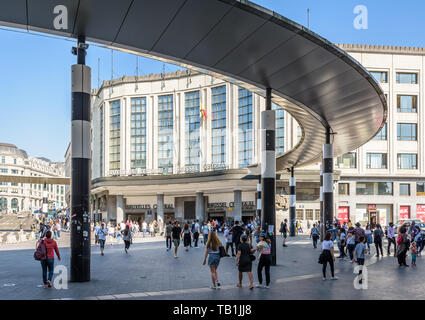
[338, 228, 347, 259]
[373, 224, 384, 257]
[171, 221, 182, 258]
[236, 235, 256, 289]
[97, 223, 108, 256]
[193, 219, 200, 248]
[202, 230, 222, 290]
[365, 224, 372, 254]
[224, 226, 234, 256]
[182, 223, 192, 252]
[202, 222, 209, 245]
[116, 224, 122, 244]
[255, 233, 272, 288]
[94, 222, 100, 245]
[142, 220, 147, 237]
[353, 222, 365, 245]
[346, 229, 356, 262]
[150, 222, 155, 237]
[231, 221, 244, 252]
[39, 230, 61, 288]
[165, 221, 173, 251]
[281, 219, 288, 247]
[310, 223, 320, 248]
[353, 236, 367, 284]
[396, 227, 409, 267]
[387, 222, 396, 257]
[122, 224, 132, 254]
[321, 231, 338, 280]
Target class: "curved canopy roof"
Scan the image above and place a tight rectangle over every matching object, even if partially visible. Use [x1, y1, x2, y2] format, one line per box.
[0, 0, 387, 171]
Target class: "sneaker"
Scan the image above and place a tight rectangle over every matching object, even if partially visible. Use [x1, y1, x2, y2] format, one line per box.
[264, 286, 270, 289]
[47, 280, 52, 288]
[255, 284, 264, 288]
[331, 276, 339, 280]
[210, 286, 217, 290]
[216, 281, 221, 287]
[322, 277, 326, 281]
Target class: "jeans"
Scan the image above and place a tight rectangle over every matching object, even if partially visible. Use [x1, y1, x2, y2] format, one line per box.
[143, 229, 146, 237]
[166, 236, 172, 249]
[397, 249, 408, 266]
[257, 254, 272, 286]
[322, 250, 334, 278]
[347, 244, 355, 260]
[225, 242, 235, 256]
[41, 258, 54, 284]
[374, 240, 383, 256]
[312, 235, 318, 248]
[387, 237, 396, 255]
[193, 232, 199, 247]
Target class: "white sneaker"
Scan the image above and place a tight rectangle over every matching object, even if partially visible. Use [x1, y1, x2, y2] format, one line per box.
[331, 276, 339, 280]
[210, 286, 217, 290]
[255, 284, 264, 288]
[322, 277, 326, 281]
[264, 286, 270, 289]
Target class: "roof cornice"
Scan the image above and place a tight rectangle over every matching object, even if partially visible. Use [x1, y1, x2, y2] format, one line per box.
[337, 43, 425, 55]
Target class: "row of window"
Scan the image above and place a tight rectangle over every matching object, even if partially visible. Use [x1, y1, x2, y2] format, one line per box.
[370, 71, 418, 84]
[336, 152, 419, 169]
[106, 87, 285, 173]
[339, 182, 425, 197]
[374, 123, 418, 141]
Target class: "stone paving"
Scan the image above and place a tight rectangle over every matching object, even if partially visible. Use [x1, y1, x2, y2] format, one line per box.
[0, 235, 423, 300]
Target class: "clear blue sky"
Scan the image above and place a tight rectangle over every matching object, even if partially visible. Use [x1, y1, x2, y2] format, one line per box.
[0, 0, 424, 162]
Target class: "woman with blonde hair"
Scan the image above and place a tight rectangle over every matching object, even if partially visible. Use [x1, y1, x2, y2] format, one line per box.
[202, 229, 222, 289]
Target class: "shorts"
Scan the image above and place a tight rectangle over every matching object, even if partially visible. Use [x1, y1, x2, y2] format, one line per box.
[99, 239, 105, 249]
[173, 239, 180, 247]
[282, 233, 287, 239]
[208, 253, 220, 267]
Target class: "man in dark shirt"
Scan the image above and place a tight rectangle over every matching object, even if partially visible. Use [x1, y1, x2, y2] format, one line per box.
[353, 222, 365, 245]
[231, 221, 244, 252]
[171, 221, 182, 258]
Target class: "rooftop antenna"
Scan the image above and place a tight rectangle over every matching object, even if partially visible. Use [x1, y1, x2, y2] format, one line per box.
[135, 55, 139, 91]
[307, 8, 310, 29]
[161, 63, 165, 90]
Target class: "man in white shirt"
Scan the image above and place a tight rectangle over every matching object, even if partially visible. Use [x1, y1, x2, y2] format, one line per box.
[142, 221, 147, 237]
[387, 222, 396, 257]
[193, 219, 200, 247]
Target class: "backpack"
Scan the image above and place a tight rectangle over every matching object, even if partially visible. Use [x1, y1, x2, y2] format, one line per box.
[34, 240, 47, 261]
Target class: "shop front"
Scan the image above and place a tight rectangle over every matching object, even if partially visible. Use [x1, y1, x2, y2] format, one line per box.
[417, 204, 425, 222]
[207, 202, 227, 224]
[241, 201, 256, 224]
[356, 204, 393, 226]
[337, 206, 349, 225]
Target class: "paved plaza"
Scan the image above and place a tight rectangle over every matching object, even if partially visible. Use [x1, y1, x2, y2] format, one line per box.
[0, 234, 423, 300]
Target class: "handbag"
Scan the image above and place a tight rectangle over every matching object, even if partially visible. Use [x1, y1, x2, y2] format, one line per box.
[250, 254, 256, 261]
[318, 252, 324, 264]
[219, 245, 226, 258]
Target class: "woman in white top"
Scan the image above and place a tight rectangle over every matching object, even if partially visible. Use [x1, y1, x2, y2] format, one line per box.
[321, 231, 338, 281]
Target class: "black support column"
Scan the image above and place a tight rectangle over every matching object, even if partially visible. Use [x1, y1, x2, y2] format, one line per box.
[42, 183, 48, 220]
[320, 164, 324, 240]
[256, 176, 261, 226]
[289, 167, 296, 237]
[261, 88, 276, 266]
[70, 36, 91, 282]
[322, 127, 334, 234]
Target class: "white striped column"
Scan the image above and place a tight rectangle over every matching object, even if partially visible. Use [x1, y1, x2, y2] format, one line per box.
[256, 178, 261, 225]
[70, 36, 91, 282]
[322, 128, 334, 233]
[289, 167, 296, 237]
[261, 88, 276, 265]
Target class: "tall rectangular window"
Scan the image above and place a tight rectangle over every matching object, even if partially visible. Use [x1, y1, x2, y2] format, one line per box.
[272, 103, 285, 156]
[366, 153, 387, 169]
[417, 183, 425, 196]
[397, 154, 417, 169]
[336, 152, 357, 169]
[397, 95, 417, 113]
[100, 106, 104, 176]
[130, 97, 147, 169]
[400, 184, 410, 196]
[396, 72, 418, 84]
[185, 91, 200, 171]
[338, 183, 350, 195]
[373, 123, 387, 140]
[211, 86, 226, 166]
[370, 71, 388, 83]
[109, 100, 121, 171]
[158, 95, 173, 173]
[238, 88, 253, 168]
[397, 123, 417, 141]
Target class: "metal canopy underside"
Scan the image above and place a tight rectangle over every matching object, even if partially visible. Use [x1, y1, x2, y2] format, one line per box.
[0, 0, 387, 171]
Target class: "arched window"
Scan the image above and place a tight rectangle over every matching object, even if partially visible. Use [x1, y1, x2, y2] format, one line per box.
[11, 198, 19, 212]
[0, 198, 7, 210]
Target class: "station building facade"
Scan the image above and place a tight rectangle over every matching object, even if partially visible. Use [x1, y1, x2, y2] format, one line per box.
[90, 44, 425, 228]
[0, 143, 66, 214]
